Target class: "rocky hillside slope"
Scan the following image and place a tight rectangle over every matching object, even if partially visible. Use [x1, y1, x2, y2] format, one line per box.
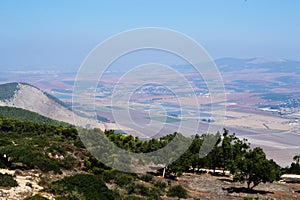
[0, 82, 102, 128]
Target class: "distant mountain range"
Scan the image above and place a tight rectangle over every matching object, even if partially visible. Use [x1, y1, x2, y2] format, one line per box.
[214, 57, 300, 73]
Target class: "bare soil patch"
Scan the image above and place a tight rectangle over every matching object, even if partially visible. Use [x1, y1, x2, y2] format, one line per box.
[178, 173, 300, 200]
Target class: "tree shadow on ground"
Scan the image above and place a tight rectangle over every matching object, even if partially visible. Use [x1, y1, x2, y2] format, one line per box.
[223, 187, 273, 195]
[218, 178, 234, 183]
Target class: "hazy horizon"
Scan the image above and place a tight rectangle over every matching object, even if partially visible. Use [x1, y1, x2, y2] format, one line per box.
[0, 0, 299, 70]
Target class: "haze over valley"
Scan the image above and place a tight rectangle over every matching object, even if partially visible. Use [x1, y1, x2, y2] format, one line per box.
[1, 57, 300, 166]
[1, 1, 300, 199]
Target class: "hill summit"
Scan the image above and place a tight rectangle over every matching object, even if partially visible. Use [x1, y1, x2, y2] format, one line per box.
[0, 82, 98, 127]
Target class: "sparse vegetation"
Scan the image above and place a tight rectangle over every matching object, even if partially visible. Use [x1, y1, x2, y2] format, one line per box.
[0, 117, 82, 173]
[115, 173, 135, 187]
[154, 180, 167, 190]
[167, 185, 188, 198]
[0, 114, 298, 199]
[139, 174, 153, 182]
[24, 194, 48, 200]
[243, 197, 259, 200]
[0, 106, 71, 127]
[0, 173, 18, 187]
[45, 174, 113, 200]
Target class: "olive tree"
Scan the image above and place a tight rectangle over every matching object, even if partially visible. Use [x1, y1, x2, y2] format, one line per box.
[231, 147, 281, 190]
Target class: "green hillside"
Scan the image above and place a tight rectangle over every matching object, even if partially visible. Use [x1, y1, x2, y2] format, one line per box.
[0, 106, 71, 127]
[0, 115, 299, 199]
[0, 117, 177, 199]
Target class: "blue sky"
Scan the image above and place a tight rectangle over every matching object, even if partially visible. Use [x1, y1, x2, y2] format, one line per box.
[0, 0, 299, 70]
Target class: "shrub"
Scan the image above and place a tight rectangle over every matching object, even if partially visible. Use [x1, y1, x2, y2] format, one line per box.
[73, 139, 85, 148]
[1, 145, 62, 174]
[127, 183, 162, 199]
[54, 191, 85, 200]
[0, 173, 18, 187]
[167, 185, 188, 198]
[243, 197, 259, 200]
[102, 170, 117, 182]
[111, 187, 122, 200]
[48, 143, 66, 155]
[24, 194, 49, 200]
[126, 183, 136, 194]
[133, 183, 150, 196]
[153, 181, 167, 198]
[115, 173, 135, 187]
[26, 182, 33, 188]
[148, 187, 163, 199]
[38, 174, 51, 186]
[154, 181, 167, 190]
[60, 155, 77, 170]
[139, 174, 153, 182]
[124, 195, 146, 200]
[45, 174, 113, 200]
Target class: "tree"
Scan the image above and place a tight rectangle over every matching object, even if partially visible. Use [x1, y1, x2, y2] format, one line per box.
[293, 154, 300, 165]
[0, 173, 18, 187]
[231, 147, 281, 189]
[285, 154, 300, 174]
[221, 129, 250, 172]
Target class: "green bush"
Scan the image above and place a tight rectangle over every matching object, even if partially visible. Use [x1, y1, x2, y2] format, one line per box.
[126, 183, 162, 199]
[132, 183, 150, 196]
[0, 173, 18, 187]
[48, 143, 66, 155]
[54, 191, 85, 200]
[102, 170, 117, 182]
[73, 139, 85, 148]
[124, 195, 146, 200]
[167, 185, 188, 198]
[45, 174, 113, 200]
[148, 187, 163, 199]
[23, 194, 49, 200]
[60, 155, 76, 170]
[139, 174, 153, 182]
[115, 173, 135, 187]
[38, 175, 51, 186]
[154, 181, 167, 190]
[26, 182, 33, 188]
[0, 137, 78, 174]
[126, 183, 136, 194]
[243, 197, 259, 200]
[111, 188, 122, 200]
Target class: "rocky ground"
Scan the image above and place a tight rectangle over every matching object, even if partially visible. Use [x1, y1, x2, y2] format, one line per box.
[2, 168, 300, 200]
[0, 169, 43, 200]
[0, 169, 77, 200]
[177, 173, 300, 200]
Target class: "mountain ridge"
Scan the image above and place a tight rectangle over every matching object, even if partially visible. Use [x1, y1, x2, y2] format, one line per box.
[214, 57, 300, 73]
[0, 82, 100, 128]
